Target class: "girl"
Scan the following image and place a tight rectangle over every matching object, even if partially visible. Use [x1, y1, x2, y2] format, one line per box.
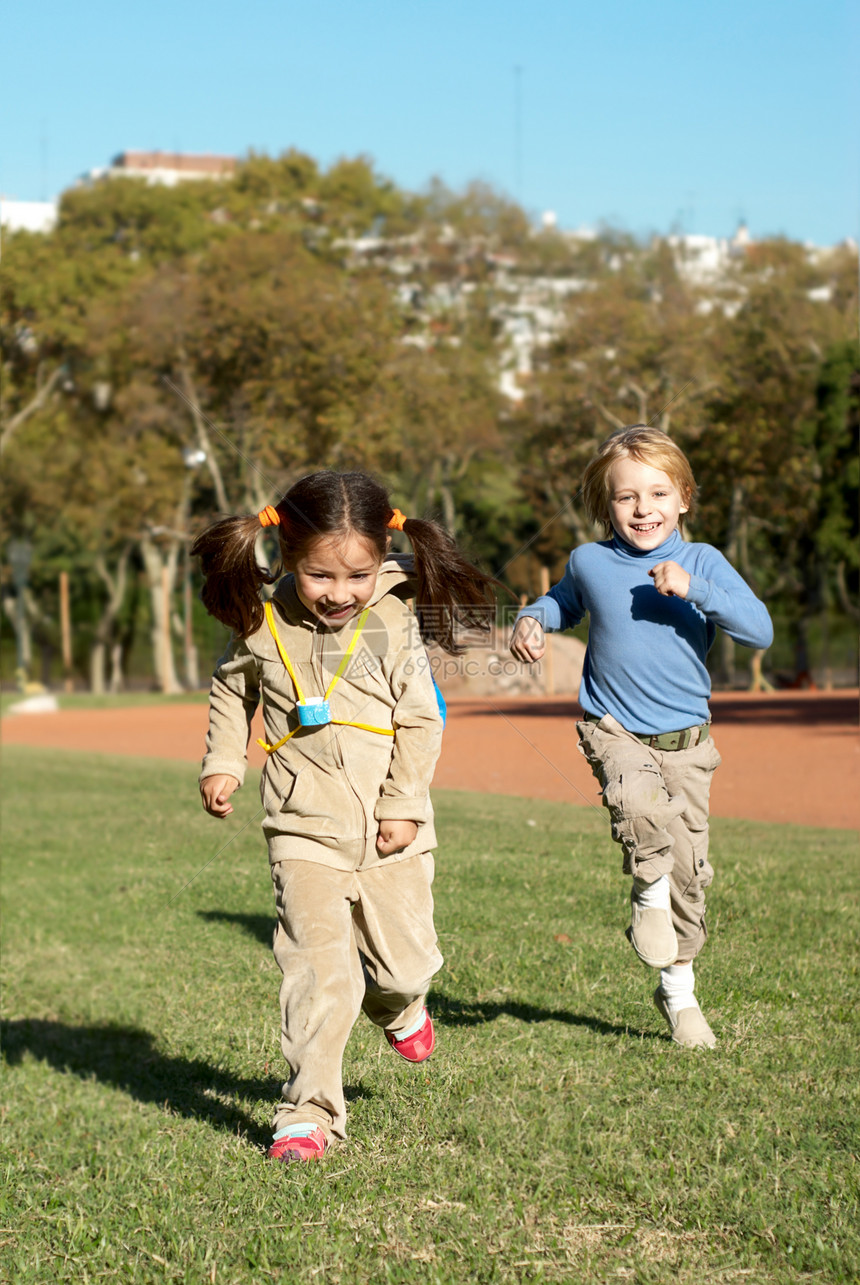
[193, 470, 498, 1162]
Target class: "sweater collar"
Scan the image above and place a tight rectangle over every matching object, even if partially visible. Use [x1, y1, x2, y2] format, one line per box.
[610, 527, 684, 561]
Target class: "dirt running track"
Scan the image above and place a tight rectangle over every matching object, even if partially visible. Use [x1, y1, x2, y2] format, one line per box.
[4, 689, 858, 830]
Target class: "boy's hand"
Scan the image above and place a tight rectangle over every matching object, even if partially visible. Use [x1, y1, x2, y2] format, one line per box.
[510, 616, 546, 662]
[649, 561, 691, 599]
[377, 819, 418, 855]
[200, 774, 240, 818]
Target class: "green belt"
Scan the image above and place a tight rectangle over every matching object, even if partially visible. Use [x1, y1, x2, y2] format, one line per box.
[583, 713, 709, 752]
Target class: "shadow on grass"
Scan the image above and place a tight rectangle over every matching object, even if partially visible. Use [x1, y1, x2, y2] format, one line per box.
[198, 910, 274, 946]
[429, 992, 657, 1041]
[1, 1018, 279, 1146]
[195, 915, 650, 1041]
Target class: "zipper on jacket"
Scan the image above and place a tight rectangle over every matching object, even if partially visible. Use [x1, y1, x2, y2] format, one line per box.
[314, 622, 370, 845]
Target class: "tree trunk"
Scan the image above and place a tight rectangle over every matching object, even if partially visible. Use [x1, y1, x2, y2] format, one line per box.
[117, 572, 142, 691]
[139, 535, 183, 693]
[3, 592, 32, 683]
[439, 476, 456, 534]
[90, 642, 106, 695]
[91, 548, 131, 694]
[109, 641, 125, 693]
[791, 615, 816, 689]
[535, 469, 593, 547]
[835, 560, 859, 620]
[59, 571, 74, 693]
[716, 481, 745, 688]
[182, 554, 200, 689]
[748, 649, 775, 692]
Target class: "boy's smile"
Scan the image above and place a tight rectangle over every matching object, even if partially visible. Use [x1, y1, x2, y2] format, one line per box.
[608, 456, 689, 552]
[291, 534, 383, 629]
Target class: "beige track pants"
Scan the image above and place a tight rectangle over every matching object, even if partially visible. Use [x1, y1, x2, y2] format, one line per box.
[269, 852, 442, 1141]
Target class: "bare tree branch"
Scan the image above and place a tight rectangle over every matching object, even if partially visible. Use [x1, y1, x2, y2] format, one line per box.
[658, 380, 716, 433]
[624, 381, 649, 423]
[0, 364, 64, 457]
[836, 560, 860, 620]
[594, 402, 625, 431]
[176, 347, 230, 513]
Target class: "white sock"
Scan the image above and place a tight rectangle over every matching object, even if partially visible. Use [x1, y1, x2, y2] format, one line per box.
[633, 874, 671, 909]
[660, 964, 697, 1014]
[272, 1122, 320, 1142]
[391, 1007, 427, 1041]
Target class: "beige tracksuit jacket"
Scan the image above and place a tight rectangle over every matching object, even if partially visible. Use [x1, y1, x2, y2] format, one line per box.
[200, 557, 444, 868]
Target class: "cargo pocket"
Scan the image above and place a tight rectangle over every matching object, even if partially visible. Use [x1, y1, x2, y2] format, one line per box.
[602, 759, 666, 818]
[683, 836, 714, 897]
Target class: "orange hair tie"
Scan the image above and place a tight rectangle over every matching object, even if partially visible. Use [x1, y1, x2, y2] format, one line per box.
[387, 508, 408, 532]
[258, 505, 281, 528]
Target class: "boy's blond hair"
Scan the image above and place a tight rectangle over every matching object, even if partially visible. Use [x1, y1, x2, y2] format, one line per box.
[581, 424, 698, 537]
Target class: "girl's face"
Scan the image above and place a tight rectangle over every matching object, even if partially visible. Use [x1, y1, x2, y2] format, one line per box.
[607, 456, 688, 551]
[291, 532, 385, 630]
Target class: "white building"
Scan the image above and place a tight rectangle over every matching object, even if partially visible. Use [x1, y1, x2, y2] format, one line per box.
[665, 223, 751, 285]
[0, 199, 58, 234]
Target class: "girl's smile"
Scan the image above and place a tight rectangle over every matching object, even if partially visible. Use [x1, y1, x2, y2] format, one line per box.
[607, 457, 689, 552]
[291, 533, 384, 629]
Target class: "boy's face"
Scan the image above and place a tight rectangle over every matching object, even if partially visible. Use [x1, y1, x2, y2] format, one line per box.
[607, 456, 689, 552]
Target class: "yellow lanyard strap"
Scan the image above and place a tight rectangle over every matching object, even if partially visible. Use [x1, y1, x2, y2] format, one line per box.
[264, 600, 307, 702]
[257, 602, 394, 754]
[322, 607, 370, 700]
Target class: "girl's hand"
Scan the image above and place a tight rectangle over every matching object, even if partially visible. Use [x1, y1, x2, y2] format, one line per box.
[200, 774, 240, 818]
[649, 561, 691, 599]
[510, 617, 546, 662]
[376, 819, 418, 855]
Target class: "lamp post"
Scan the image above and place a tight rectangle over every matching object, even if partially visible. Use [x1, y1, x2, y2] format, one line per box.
[8, 539, 33, 689]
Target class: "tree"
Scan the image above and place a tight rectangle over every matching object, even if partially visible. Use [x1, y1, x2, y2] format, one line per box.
[386, 322, 502, 533]
[811, 341, 860, 622]
[510, 243, 717, 569]
[691, 264, 851, 679]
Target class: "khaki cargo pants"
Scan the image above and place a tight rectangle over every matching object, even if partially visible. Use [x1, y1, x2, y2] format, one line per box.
[269, 852, 442, 1142]
[576, 714, 722, 963]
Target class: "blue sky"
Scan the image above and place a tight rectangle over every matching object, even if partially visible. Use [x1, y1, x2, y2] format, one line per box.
[4, 0, 857, 245]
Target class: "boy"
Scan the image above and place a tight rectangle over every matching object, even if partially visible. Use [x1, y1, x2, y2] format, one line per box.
[510, 425, 773, 1047]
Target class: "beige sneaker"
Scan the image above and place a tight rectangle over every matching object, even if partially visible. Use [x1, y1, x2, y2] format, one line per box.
[627, 885, 678, 968]
[654, 986, 717, 1048]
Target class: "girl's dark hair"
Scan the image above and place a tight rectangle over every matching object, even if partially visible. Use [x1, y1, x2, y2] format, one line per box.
[191, 470, 499, 652]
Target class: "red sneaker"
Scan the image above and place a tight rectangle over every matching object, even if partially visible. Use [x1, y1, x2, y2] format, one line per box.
[385, 1009, 435, 1062]
[267, 1125, 328, 1163]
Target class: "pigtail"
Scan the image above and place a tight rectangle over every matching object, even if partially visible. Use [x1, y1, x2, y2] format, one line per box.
[401, 516, 502, 654]
[192, 472, 502, 649]
[191, 514, 277, 638]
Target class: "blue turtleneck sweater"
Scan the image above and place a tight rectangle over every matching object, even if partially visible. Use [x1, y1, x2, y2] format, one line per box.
[517, 529, 773, 734]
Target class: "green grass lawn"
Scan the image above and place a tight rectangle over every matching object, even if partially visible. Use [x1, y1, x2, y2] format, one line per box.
[2, 749, 858, 1284]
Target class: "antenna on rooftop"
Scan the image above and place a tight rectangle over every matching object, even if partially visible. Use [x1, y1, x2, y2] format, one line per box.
[685, 189, 696, 234]
[513, 64, 524, 205]
[39, 118, 48, 201]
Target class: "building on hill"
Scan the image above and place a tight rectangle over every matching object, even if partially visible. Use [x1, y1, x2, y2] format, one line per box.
[0, 199, 58, 233]
[664, 222, 753, 286]
[82, 151, 237, 187]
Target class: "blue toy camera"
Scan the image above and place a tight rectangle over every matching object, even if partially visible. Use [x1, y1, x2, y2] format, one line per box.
[297, 698, 332, 727]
